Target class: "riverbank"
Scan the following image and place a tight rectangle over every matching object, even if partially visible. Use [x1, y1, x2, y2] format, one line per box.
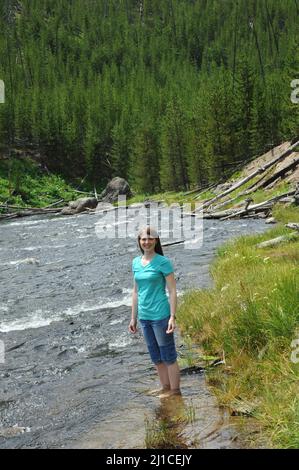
[177, 204, 299, 448]
[1, 140, 298, 218]
[0, 156, 92, 210]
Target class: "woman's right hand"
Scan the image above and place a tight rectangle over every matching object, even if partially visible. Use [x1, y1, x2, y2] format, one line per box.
[129, 318, 137, 334]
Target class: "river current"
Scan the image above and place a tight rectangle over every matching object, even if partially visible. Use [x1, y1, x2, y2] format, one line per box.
[0, 208, 268, 448]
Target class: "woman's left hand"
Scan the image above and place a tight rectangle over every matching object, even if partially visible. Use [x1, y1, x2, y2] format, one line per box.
[166, 317, 176, 334]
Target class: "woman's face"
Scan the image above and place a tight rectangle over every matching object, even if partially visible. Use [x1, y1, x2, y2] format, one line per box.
[139, 235, 157, 252]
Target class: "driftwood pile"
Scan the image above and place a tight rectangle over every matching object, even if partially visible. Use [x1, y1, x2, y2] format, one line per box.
[0, 201, 67, 221]
[194, 139, 299, 220]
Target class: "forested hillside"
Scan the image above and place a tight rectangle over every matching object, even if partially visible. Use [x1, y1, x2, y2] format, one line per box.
[0, 0, 298, 193]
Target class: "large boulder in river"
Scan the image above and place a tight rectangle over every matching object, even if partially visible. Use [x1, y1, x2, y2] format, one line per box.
[61, 197, 98, 215]
[99, 177, 132, 203]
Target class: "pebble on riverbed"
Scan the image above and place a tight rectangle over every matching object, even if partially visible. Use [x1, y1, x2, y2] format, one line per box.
[0, 425, 31, 438]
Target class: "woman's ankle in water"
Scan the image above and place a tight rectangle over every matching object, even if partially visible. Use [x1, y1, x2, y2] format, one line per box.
[170, 388, 181, 395]
[162, 384, 170, 391]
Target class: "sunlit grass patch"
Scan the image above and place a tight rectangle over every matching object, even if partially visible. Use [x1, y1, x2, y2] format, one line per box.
[272, 204, 299, 224]
[178, 209, 299, 448]
[0, 157, 83, 210]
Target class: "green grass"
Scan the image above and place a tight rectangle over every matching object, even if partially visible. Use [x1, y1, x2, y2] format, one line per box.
[125, 191, 201, 211]
[126, 191, 187, 205]
[177, 209, 299, 448]
[0, 157, 89, 211]
[272, 204, 299, 224]
[251, 181, 292, 204]
[192, 189, 217, 201]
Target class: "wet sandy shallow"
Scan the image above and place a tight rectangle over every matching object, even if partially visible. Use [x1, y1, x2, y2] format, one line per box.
[69, 370, 249, 449]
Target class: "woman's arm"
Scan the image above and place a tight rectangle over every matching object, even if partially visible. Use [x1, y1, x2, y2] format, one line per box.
[165, 273, 177, 333]
[129, 280, 138, 333]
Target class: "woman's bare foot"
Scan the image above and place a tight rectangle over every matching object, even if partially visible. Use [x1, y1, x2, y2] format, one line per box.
[147, 386, 170, 396]
[158, 389, 181, 399]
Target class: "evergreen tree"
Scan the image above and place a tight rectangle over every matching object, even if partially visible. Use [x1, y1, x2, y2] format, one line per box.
[0, 0, 297, 190]
[130, 122, 160, 194]
[160, 98, 189, 191]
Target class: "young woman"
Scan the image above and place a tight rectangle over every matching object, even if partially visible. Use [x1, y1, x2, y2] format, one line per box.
[129, 226, 180, 398]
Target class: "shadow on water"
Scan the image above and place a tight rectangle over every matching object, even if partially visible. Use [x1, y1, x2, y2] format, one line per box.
[144, 394, 192, 449]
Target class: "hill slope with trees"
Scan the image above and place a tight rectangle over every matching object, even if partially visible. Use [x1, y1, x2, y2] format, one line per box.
[0, 0, 298, 196]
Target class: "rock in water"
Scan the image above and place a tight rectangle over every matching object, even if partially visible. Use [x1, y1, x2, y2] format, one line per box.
[61, 197, 98, 215]
[0, 425, 31, 438]
[99, 177, 132, 203]
[265, 217, 276, 224]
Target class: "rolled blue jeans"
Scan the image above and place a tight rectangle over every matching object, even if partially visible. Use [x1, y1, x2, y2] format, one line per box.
[139, 316, 177, 366]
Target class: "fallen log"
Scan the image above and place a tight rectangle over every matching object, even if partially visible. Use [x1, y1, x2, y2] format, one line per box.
[0, 204, 34, 211]
[256, 232, 299, 248]
[212, 196, 254, 213]
[210, 169, 275, 211]
[241, 166, 275, 193]
[257, 155, 299, 190]
[202, 140, 299, 209]
[193, 152, 272, 201]
[219, 190, 296, 220]
[0, 208, 64, 220]
[203, 208, 243, 219]
[72, 189, 94, 195]
[203, 204, 273, 221]
[208, 197, 235, 212]
[44, 198, 65, 208]
[193, 182, 226, 200]
[162, 240, 185, 247]
[235, 152, 299, 196]
[0, 204, 64, 212]
[0, 213, 20, 220]
[220, 203, 273, 220]
[191, 183, 219, 199]
[181, 212, 196, 217]
[286, 223, 299, 231]
[278, 196, 296, 204]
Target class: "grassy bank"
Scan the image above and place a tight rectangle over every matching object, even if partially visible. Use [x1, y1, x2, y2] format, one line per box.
[0, 157, 92, 211]
[177, 205, 299, 448]
[0, 157, 196, 213]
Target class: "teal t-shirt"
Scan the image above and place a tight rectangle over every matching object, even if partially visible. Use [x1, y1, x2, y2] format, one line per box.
[132, 253, 174, 321]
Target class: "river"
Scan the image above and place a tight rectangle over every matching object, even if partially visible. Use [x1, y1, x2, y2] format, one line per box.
[0, 207, 268, 448]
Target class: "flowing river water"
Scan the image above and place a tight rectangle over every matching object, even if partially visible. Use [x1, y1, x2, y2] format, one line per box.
[0, 207, 268, 448]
